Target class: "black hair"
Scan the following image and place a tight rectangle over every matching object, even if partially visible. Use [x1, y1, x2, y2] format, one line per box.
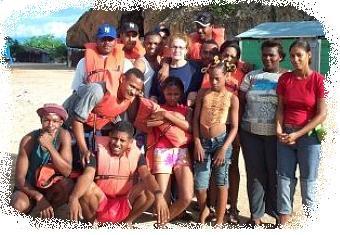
[202, 39, 219, 48]
[111, 121, 135, 139]
[289, 39, 311, 53]
[124, 68, 145, 82]
[144, 31, 162, 40]
[220, 41, 241, 60]
[160, 76, 185, 94]
[261, 39, 286, 60]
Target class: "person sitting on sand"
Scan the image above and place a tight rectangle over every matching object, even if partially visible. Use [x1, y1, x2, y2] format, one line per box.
[10, 103, 73, 219]
[68, 121, 169, 227]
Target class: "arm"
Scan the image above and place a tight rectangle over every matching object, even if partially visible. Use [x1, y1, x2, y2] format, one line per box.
[193, 89, 205, 162]
[238, 91, 246, 124]
[68, 161, 96, 221]
[138, 164, 169, 225]
[133, 58, 146, 74]
[71, 58, 86, 91]
[276, 95, 289, 144]
[38, 129, 72, 177]
[213, 94, 239, 166]
[72, 119, 92, 166]
[15, 135, 44, 201]
[148, 110, 190, 132]
[285, 98, 327, 144]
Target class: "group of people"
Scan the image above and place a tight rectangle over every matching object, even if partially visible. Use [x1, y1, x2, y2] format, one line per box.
[10, 11, 327, 229]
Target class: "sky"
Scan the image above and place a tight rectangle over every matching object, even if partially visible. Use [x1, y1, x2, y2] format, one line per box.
[8, 7, 89, 41]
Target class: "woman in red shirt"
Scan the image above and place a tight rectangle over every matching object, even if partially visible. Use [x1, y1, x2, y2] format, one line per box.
[276, 40, 327, 226]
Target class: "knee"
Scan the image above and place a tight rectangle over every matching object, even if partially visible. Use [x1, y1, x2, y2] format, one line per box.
[87, 83, 105, 100]
[10, 198, 29, 213]
[144, 190, 155, 204]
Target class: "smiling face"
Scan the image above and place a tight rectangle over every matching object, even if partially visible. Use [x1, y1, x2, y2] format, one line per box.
[221, 47, 238, 65]
[196, 23, 213, 41]
[96, 37, 116, 55]
[170, 38, 187, 61]
[290, 46, 311, 71]
[262, 46, 282, 72]
[144, 34, 162, 57]
[109, 131, 132, 157]
[41, 113, 63, 135]
[118, 73, 144, 100]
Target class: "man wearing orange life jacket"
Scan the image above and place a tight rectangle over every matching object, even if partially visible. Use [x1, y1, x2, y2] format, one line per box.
[188, 11, 225, 61]
[63, 24, 144, 166]
[118, 22, 146, 63]
[68, 121, 169, 227]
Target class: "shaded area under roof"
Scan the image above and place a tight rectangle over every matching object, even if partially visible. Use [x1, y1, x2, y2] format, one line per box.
[236, 21, 325, 39]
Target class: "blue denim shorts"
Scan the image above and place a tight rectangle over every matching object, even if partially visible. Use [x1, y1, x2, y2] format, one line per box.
[194, 132, 233, 190]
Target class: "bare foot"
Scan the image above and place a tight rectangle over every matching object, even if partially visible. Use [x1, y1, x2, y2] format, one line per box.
[198, 206, 210, 224]
[279, 214, 292, 226]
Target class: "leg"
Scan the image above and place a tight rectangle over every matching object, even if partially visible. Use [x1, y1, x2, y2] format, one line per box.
[170, 165, 193, 221]
[264, 135, 279, 221]
[277, 138, 298, 225]
[10, 190, 34, 214]
[213, 141, 233, 225]
[240, 130, 266, 224]
[228, 134, 240, 214]
[79, 182, 104, 222]
[296, 134, 321, 217]
[124, 182, 155, 225]
[44, 178, 75, 209]
[154, 173, 171, 204]
[193, 151, 211, 225]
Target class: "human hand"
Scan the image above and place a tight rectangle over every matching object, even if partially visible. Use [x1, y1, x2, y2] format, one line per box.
[154, 194, 170, 226]
[150, 111, 166, 121]
[36, 196, 54, 219]
[146, 120, 164, 127]
[68, 196, 83, 222]
[157, 63, 169, 83]
[194, 140, 205, 162]
[213, 147, 226, 167]
[80, 148, 92, 167]
[38, 131, 54, 150]
[285, 132, 299, 145]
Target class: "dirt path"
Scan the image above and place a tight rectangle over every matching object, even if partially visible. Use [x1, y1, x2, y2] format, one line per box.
[4, 63, 305, 229]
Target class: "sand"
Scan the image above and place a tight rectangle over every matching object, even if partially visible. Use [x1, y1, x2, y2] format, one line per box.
[3, 62, 305, 229]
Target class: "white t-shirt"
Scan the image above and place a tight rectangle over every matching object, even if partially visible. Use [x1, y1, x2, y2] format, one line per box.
[141, 57, 155, 98]
[71, 57, 134, 91]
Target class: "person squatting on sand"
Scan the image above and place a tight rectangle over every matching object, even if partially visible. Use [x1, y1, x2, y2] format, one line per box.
[10, 104, 73, 219]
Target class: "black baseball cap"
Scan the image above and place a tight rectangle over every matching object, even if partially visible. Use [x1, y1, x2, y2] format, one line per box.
[193, 12, 214, 27]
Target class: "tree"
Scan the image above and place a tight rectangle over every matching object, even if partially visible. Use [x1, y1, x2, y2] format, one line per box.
[23, 34, 67, 62]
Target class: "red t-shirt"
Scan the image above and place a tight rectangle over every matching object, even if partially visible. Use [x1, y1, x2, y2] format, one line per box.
[276, 71, 325, 126]
[155, 104, 189, 148]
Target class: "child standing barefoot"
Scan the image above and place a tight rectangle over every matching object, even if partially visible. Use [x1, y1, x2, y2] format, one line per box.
[147, 76, 194, 224]
[193, 57, 239, 226]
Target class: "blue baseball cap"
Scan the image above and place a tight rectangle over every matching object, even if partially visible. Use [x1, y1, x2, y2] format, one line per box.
[96, 23, 117, 39]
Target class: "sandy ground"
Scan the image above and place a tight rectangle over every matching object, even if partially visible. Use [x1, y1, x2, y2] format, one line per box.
[3, 62, 306, 229]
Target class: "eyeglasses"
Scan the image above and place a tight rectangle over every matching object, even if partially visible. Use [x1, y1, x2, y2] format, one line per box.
[170, 46, 186, 50]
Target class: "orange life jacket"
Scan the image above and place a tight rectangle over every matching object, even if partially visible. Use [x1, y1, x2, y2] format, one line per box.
[83, 43, 130, 130]
[117, 39, 146, 60]
[188, 27, 225, 60]
[95, 136, 140, 198]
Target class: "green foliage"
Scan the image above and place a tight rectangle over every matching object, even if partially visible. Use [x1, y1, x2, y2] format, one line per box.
[23, 34, 67, 61]
[208, 1, 238, 18]
[6, 37, 25, 57]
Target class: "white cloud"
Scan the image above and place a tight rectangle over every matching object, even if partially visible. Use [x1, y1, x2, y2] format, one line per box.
[12, 21, 72, 39]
